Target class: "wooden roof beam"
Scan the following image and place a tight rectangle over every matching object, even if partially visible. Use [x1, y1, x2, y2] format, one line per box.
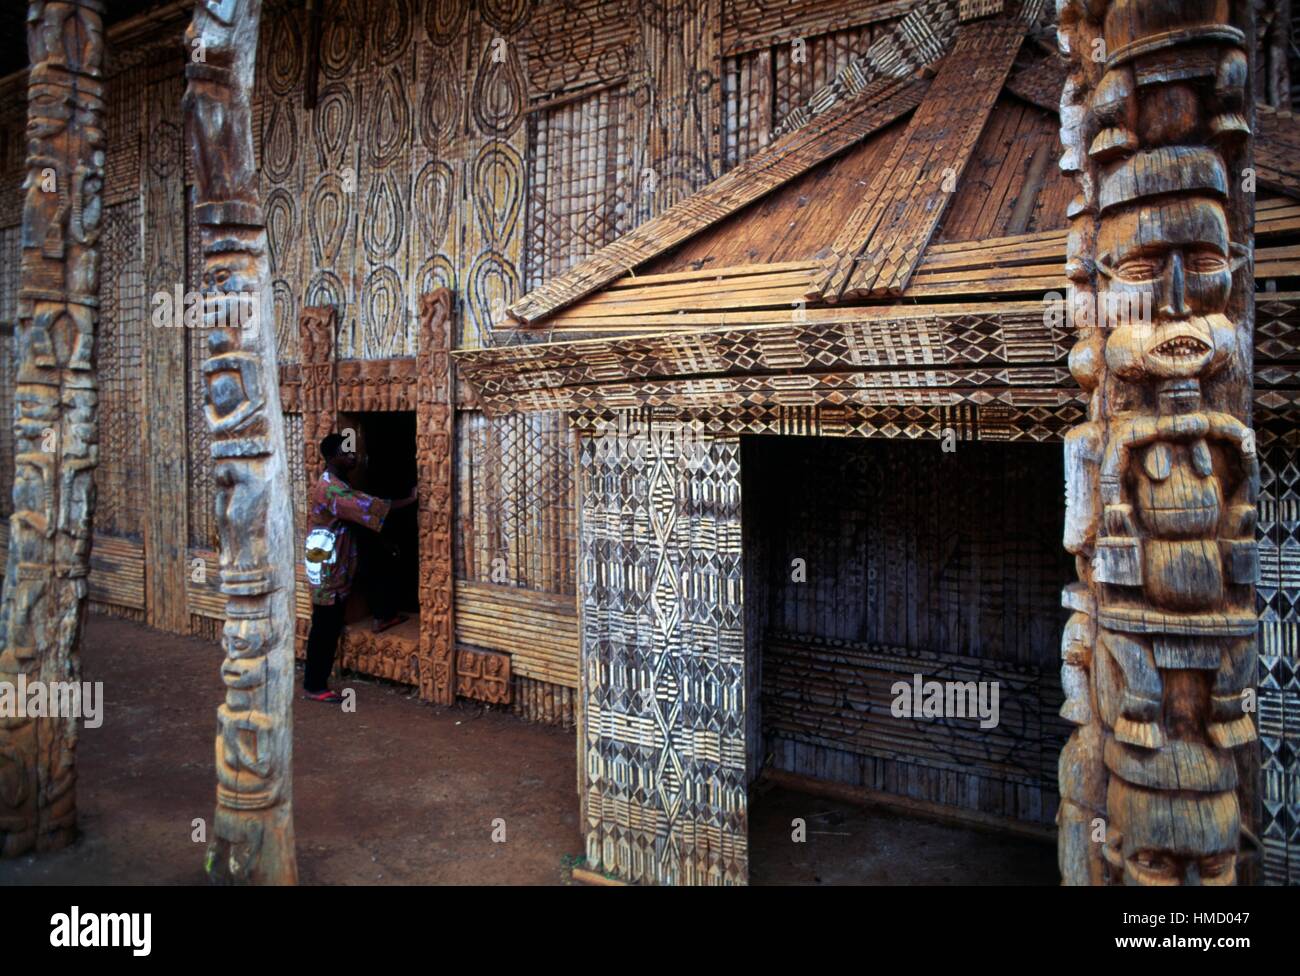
[813, 18, 1026, 302]
[505, 74, 931, 326]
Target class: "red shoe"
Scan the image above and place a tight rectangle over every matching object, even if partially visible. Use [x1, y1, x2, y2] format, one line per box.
[303, 688, 344, 703]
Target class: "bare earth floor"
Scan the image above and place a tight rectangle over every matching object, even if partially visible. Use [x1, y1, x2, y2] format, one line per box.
[749, 784, 1059, 885]
[0, 615, 1059, 885]
[0, 615, 585, 885]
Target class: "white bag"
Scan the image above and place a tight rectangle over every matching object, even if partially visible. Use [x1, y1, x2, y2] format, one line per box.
[303, 526, 339, 586]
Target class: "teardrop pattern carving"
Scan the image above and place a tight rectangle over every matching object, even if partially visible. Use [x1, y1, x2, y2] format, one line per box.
[424, 0, 468, 47]
[309, 174, 349, 266]
[267, 11, 302, 95]
[263, 98, 297, 183]
[417, 254, 458, 298]
[473, 142, 522, 247]
[362, 265, 406, 357]
[307, 270, 345, 311]
[468, 251, 519, 340]
[321, 0, 360, 78]
[414, 160, 455, 252]
[313, 83, 354, 169]
[470, 40, 525, 139]
[372, 0, 413, 65]
[419, 55, 462, 153]
[367, 67, 411, 169]
[363, 170, 405, 261]
[264, 188, 296, 275]
[481, 0, 529, 36]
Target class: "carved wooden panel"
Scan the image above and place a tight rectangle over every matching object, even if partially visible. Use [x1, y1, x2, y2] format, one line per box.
[95, 200, 146, 539]
[416, 289, 455, 704]
[456, 647, 511, 704]
[254, 0, 527, 354]
[142, 64, 190, 632]
[298, 305, 337, 484]
[578, 422, 747, 885]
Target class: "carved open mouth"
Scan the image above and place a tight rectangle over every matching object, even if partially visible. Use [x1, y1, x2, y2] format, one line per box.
[1151, 336, 1210, 358]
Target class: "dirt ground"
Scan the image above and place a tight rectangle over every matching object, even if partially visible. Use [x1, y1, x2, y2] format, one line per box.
[0, 615, 584, 885]
[749, 784, 1058, 885]
[0, 615, 1059, 886]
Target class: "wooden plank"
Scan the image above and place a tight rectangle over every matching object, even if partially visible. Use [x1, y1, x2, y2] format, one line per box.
[1257, 108, 1300, 199]
[721, 0, 914, 56]
[140, 68, 190, 633]
[454, 578, 579, 688]
[507, 76, 930, 324]
[815, 19, 1025, 300]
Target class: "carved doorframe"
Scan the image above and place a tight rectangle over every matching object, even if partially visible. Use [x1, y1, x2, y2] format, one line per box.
[296, 292, 456, 704]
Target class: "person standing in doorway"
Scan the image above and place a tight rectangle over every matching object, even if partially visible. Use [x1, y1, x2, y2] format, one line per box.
[301, 431, 417, 702]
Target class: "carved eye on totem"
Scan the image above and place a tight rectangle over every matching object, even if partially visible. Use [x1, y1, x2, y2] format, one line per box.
[1114, 255, 1161, 282]
[1185, 249, 1229, 274]
[1130, 849, 1178, 879]
[1198, 852, 1235, 880]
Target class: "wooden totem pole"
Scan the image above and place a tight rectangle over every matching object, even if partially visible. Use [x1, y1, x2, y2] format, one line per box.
[184, 0, 297, 884]
[1056, 0, 1258, 884]
[0, 0, 104, 858]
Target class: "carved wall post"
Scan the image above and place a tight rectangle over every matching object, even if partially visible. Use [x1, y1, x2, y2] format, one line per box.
[298, 305, 338, 484]
[416, 290, 455, 704]
[185, 0, 297, 884]
[1057, 0, 1258, 885]
[0, 0, 104, 857]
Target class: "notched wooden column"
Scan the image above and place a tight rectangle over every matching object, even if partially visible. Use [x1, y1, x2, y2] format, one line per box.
[185, 0, 297, 884]
[0, 0, 105, 857]
[298, 305, 338, 484]
[416, 289, 455, 704]
[1056, 0, 1258, 885]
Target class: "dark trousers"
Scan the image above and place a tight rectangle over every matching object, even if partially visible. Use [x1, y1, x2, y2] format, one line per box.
[304, 599, 347, 693]
[303, 541, 400, 692]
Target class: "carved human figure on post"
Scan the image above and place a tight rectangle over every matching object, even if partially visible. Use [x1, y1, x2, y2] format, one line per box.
[1056, 0, 1258, 885]
[185, 0, 297, 884]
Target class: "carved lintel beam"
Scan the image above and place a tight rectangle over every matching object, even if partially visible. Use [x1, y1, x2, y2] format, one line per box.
[184, 0, 297, 885]
[0, 0, 106, 858]
[1056, 0, 1258, 886]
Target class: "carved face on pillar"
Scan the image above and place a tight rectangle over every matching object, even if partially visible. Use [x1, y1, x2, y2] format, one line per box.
[1105, 778, 1239, 885]
[202, 248, 260, 333]
[1099, 195, 1239, 383]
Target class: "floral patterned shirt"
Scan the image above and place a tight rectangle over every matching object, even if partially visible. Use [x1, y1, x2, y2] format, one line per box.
[305, 470, 390, 606]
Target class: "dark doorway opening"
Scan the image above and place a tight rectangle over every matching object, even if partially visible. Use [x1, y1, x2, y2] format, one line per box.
[339, 410, 420, 616]
[740, 434, 1072, 883]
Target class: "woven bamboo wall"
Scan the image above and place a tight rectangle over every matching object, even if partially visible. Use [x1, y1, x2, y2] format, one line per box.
[0, 0, 938, 723]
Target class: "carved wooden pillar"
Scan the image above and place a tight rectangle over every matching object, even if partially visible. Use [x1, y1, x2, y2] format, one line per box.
[184, 0, 297, 884]
[1057, 0, 1258, 885]
[298, 305, 337, 483]
[416, 290, 455, 704]
[0, 0, 104, 858]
